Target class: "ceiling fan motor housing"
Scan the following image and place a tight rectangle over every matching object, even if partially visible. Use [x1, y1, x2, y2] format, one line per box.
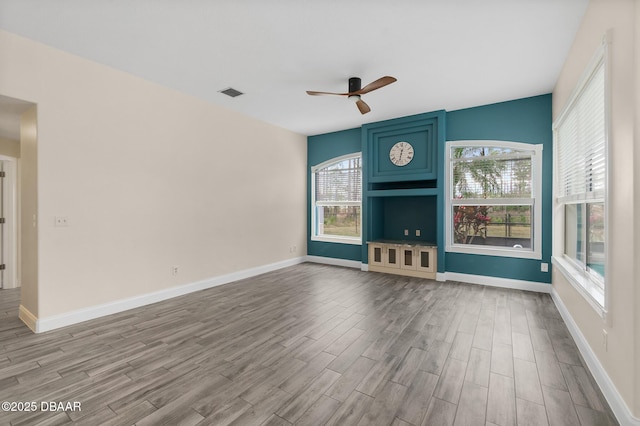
[348, 77, 362, 93]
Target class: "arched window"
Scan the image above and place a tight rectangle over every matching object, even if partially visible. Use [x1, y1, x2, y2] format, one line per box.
[311, 153, 362, 244]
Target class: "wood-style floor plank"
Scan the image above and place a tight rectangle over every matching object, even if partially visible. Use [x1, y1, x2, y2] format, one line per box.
[421, 397, 457, 426]
[0, 264, 618, 425]
[453, 381, 488, 426]
[396, 370, 438, 425]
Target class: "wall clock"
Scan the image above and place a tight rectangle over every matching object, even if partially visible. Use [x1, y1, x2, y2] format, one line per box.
[389, 141, 414, 166]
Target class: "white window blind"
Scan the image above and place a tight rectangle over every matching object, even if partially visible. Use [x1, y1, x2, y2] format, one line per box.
[451, 148, 534, 201]
[556, 59, 605, 203]
[314, 157, 362, 205]
[311, 153, 362, 244]
[552, 41, 607, 315]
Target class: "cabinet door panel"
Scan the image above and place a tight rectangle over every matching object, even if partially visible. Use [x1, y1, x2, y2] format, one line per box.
[401, 248, 417, 270]
[369, 244, 385, 266]
[416, 248, 435, 273]
[385, 246, 400, 268]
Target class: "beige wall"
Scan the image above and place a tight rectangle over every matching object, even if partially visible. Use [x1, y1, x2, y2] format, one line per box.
[19, 106, 37, 314]
[635, 0, 640, 417]
[552, 0, 638, 417]
[0, 137, 20, 158]
[0, 30, 307, 318]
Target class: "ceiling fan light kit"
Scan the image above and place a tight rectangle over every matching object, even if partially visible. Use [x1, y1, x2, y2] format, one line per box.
[307, 76, 397, 115]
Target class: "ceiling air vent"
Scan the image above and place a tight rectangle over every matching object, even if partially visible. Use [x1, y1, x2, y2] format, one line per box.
[219, 87, 244, 98]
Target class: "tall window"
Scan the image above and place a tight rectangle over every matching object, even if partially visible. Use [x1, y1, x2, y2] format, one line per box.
[553, 45, 607, 311]
[311, 153, 362, 244]
[445, 141, 543, 259]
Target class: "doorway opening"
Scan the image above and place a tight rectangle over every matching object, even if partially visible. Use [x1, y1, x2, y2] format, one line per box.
[0, 157, 17, 289]
[0, 94, 36, 293]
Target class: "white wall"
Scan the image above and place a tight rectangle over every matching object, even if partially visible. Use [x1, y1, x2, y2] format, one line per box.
[0, 30, 307, 320]
[552, 0, 639, 418]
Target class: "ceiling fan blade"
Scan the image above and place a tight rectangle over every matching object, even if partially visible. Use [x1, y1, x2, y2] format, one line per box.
[355, 76, 397, 95]
[356, 99, 371, 114]
[306, 90, 349, 96]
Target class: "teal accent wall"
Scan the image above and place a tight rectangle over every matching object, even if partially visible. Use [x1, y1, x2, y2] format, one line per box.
[307, 127, 362, 261]
[445, 94, 553, 283]
[306, 94, 552, 285]
[308, 127, 361, 165]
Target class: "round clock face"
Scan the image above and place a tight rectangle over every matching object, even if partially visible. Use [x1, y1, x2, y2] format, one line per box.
[389, 141, 414, 166]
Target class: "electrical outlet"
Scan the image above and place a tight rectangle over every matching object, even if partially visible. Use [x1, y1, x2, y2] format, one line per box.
[172, 266, 179, 276]
[415, 230, 421, 237]
[541, 262, 549, 272]
[54, 216, 69, 227]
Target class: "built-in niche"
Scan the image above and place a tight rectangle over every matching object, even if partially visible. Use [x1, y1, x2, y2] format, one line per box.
[362, 110, 445, 270]
[368, 195, 437, 243]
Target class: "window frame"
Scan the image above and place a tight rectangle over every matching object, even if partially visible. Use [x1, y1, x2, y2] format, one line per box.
[552, 39, 609, 318]
[311, 152, 362, 245]
[445, 140, 543, 260]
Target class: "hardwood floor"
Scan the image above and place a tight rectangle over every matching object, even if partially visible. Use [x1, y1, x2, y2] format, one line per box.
[0, 264, 618, 425]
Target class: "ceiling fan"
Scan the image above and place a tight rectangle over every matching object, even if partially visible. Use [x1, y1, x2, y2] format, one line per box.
[306, 76, 397, 114]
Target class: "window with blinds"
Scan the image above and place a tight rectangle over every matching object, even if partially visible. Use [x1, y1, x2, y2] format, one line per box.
[311, 153, 362, 243]
[553, 44, 607, 309]
[445, 141, 543, 259]
[556, 60, 605, 204]
[452, 147, 533, 199]
[314, 157, 362, 204]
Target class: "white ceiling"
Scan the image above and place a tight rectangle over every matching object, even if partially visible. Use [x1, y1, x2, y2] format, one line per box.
[0, 0, 587, 137]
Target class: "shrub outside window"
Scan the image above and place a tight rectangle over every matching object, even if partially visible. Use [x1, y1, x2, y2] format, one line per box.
[311, 153, 362, 244]
[446, 141, 543, 259]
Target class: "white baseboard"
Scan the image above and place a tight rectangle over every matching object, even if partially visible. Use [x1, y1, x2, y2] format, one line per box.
[305, 255, 363, 270]
[551, 289, 639, 426]
[30, 256, 307, 333]
[442, 271, 552, 293]
[305, 260, 546, 293]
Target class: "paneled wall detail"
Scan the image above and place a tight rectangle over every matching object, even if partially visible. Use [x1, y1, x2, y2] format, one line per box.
[363, 112, 443, 183]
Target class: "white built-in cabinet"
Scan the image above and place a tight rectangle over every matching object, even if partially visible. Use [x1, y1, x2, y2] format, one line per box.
[368, 241, 436, 279]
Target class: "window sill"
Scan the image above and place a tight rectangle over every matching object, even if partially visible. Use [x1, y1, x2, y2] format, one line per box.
[552, 256, 606, 319]
[311, 236, 362, 246]
[446, 244, 541, 260]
